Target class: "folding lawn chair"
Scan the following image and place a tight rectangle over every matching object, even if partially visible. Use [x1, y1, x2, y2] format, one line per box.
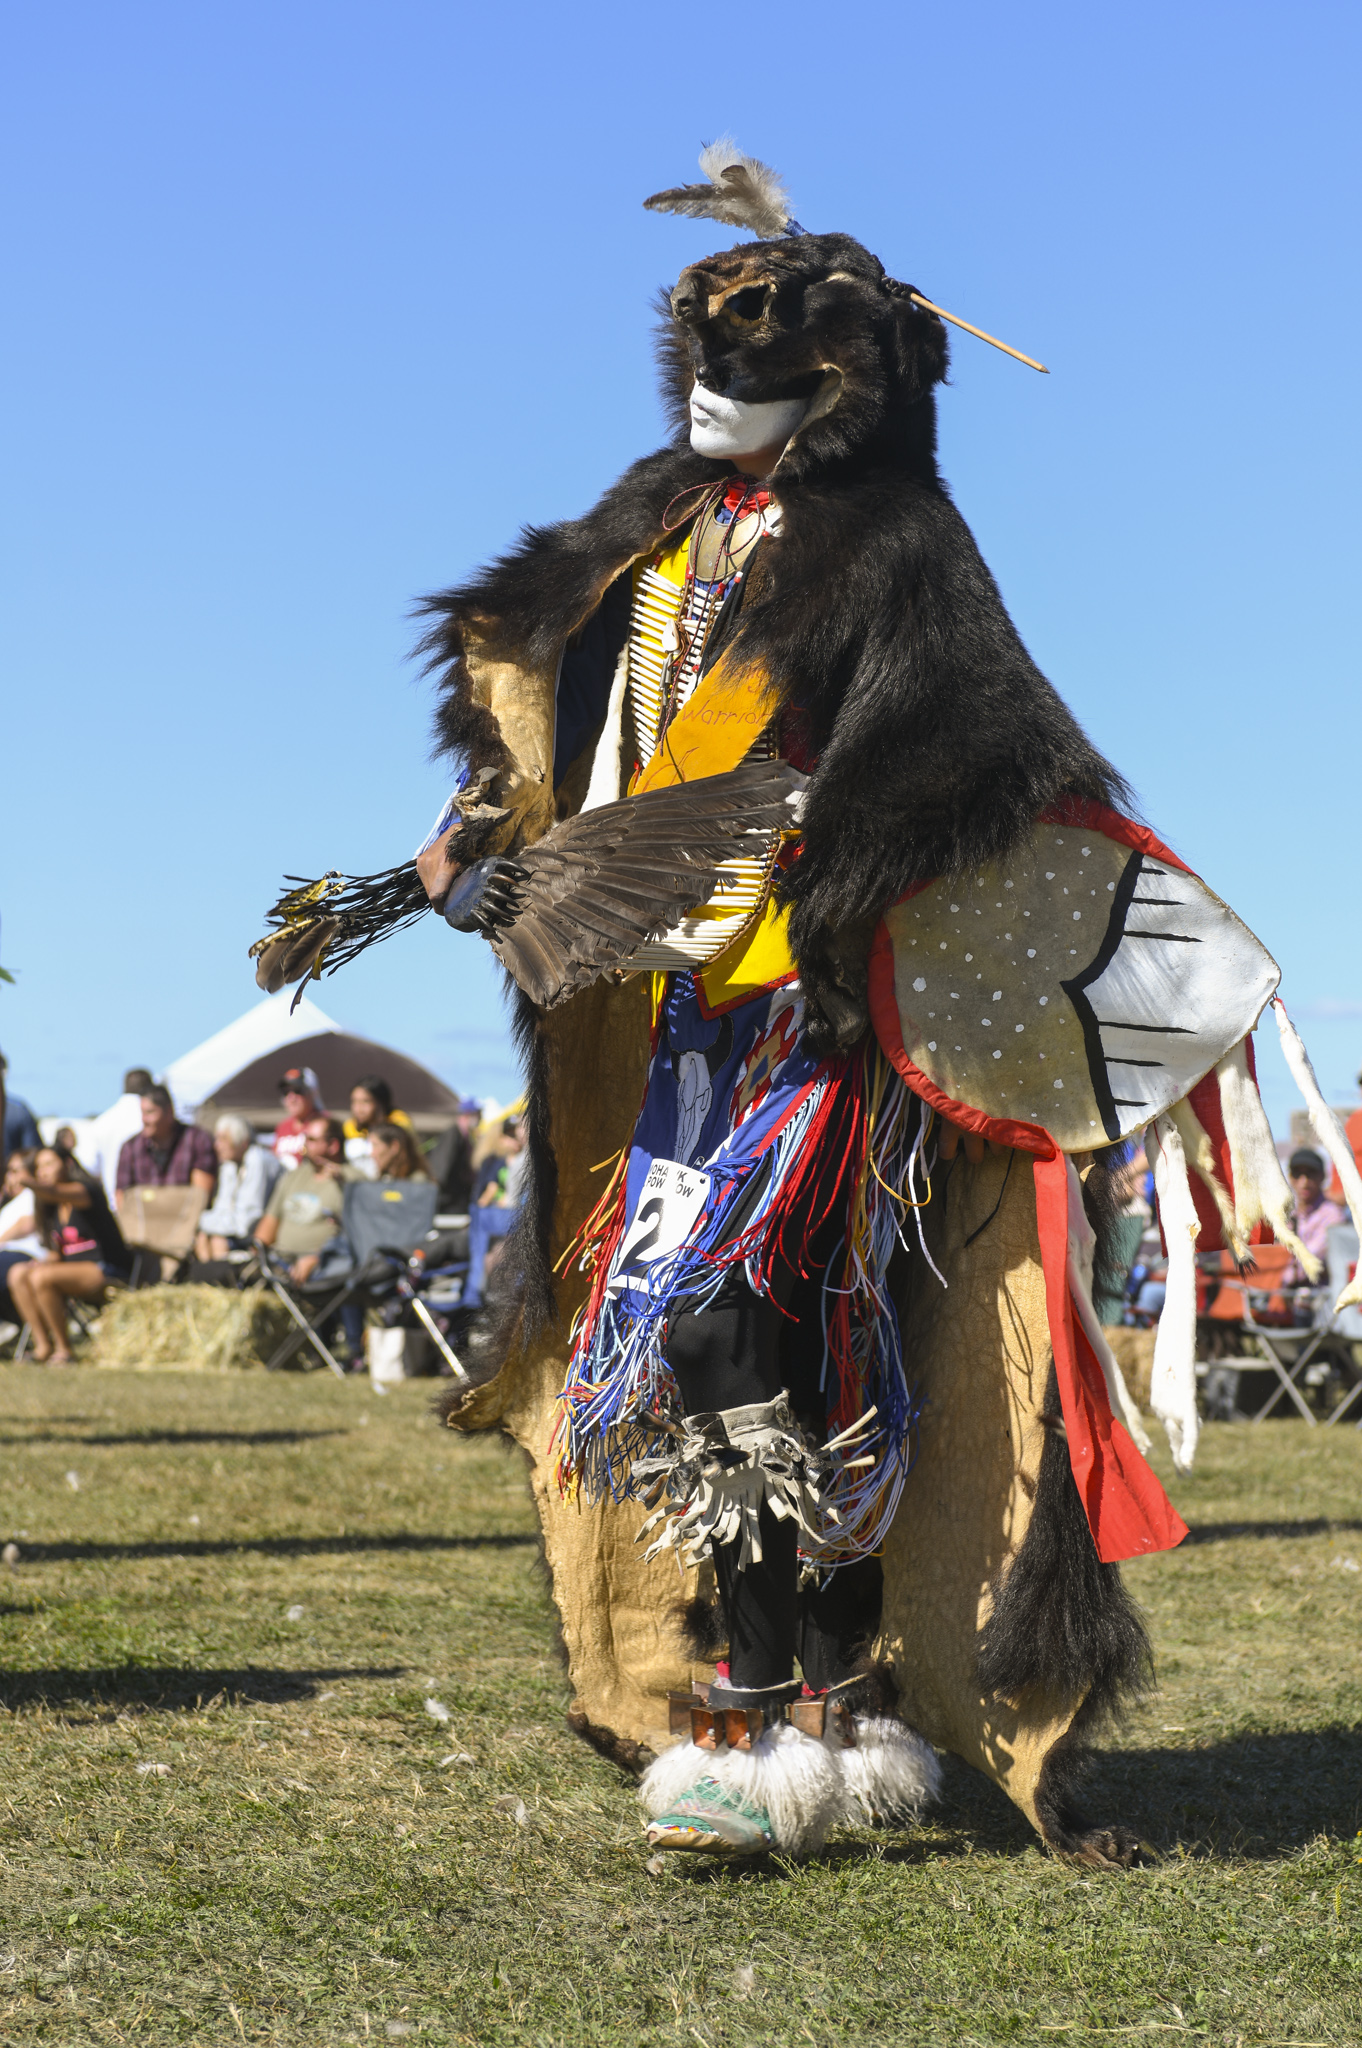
[376, 1224, 471, 1382]
[1198, 1243, 1342, 1425]
[254, 1250, 353, 1379]
[116, 1185, 207, 1288]
[257, 1179, 442, 1378]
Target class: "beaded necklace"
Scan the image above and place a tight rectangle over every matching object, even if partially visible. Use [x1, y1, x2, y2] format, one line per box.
[656, 477, 771, 748]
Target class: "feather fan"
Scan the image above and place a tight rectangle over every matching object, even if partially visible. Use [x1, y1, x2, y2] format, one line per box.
[489, 760, 797, 1007]
[644, 138, 799, 241]
[250, 761, 798, 1012]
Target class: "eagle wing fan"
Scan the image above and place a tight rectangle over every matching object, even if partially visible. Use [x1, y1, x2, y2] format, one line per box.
[488, 761, 797, 1007]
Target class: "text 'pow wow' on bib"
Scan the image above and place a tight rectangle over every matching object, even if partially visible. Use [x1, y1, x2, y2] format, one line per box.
[869, 805, 1280, 1151]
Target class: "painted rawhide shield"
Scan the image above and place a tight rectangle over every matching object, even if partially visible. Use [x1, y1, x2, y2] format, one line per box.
[870, 806, 1280, 1150]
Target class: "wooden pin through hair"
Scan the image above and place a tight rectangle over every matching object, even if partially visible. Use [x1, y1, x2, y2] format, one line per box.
[908, 293, 1049, 373]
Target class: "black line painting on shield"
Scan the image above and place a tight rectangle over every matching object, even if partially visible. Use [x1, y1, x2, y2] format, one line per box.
[1061, 851, 1209, 1142]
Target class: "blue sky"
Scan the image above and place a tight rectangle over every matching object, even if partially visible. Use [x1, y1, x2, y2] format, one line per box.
[3, 0, 1358, 1133]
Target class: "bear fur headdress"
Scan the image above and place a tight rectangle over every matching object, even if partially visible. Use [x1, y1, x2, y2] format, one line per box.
[403, 146, 1117, 1001]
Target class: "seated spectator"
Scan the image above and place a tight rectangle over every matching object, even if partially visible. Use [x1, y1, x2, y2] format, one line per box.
[10, 1147, 130, 1364]
[195, 1115, 283, 1260]
[1284, 1148, 1347, 1285]
[116, 1086, 217, 1196]
[463, 1116, 527, 1310]
[1, 1051, 40, 1157]
[343, 1076, 415, 1177]
[424, 1097, 480, 1213]
[253, 1116, 360, 1286]
[369, 1121, 431, 1183]
[78, 1066, 155, 1204]
[0, 1149, 41, 1328]
[1085, 1141, 1152, 1325]
[272, 1067, 325, 1172]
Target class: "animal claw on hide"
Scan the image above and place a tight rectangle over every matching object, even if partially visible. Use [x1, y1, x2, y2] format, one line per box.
[1050, 1825, 1148, 1870]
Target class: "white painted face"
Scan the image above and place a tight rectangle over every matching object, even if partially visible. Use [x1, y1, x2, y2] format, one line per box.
[688, 382, 808, 462]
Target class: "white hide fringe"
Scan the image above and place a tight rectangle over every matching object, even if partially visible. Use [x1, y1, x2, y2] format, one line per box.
[640, 1722, 845, 1856]
[581, 645, 629, 813]
[1272, 998, 1362, 1310]
[836, 1716, 942, 1825]
[1213, 1039, 1317, 1276]
[1145, 1115, 1201, 1472]
[1166, 1095, 1249, 1263]
[1065, 1158, 1152, 1453]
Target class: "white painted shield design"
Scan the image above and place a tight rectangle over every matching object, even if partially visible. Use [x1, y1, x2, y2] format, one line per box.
[873, 814, 1280, 1150]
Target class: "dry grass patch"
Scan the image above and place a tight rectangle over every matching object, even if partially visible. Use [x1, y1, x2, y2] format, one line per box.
[0, 1367, 1358, 2044]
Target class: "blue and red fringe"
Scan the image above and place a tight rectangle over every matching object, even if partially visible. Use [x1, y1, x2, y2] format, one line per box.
[551, 1042, 922, 1571]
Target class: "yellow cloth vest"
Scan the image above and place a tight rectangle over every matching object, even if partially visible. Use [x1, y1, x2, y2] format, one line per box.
[620, 536, 795, 1007]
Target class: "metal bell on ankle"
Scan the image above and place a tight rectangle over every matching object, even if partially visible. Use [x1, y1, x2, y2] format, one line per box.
[666, 1676, 857, 1752]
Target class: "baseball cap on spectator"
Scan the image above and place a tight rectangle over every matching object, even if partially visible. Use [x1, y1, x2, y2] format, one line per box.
[458, 1096, 481, 1115]
[278, 1066, 324, 1106]
[1288, 1148, 1325, 1179]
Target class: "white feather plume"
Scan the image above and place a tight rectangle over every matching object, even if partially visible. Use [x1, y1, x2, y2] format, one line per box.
[644, 138, 797, 240]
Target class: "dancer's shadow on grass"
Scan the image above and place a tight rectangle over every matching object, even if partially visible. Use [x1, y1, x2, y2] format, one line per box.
[0, 1662, 406, 1712]
[0, 1427, 350, 1448]
[915, 1731, 1362, 1865]
[1182, 1517, 1362, 1544]
[14, 1531, 536, 1563]
[1071, 1725, 1362, 1857]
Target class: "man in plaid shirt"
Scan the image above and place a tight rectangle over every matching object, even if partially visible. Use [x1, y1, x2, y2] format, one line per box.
[115, 1085, 216, 1195]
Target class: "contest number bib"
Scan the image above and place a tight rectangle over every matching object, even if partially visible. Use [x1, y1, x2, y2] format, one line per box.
[609, 1160, 711, 1297]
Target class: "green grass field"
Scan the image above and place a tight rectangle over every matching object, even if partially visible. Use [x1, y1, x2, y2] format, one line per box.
[0, 1365, 1359, 2046]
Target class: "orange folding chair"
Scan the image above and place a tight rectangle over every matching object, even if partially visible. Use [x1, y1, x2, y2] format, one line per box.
[1200, 1242, 1352, 1425]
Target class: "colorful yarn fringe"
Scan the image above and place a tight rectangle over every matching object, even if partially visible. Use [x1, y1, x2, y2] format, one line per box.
[551, 1041, 928, 1572]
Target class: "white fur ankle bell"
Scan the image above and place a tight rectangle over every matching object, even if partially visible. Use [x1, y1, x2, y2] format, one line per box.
[835, 1714, 942, 1825]
[640, 1721, 846, 1856]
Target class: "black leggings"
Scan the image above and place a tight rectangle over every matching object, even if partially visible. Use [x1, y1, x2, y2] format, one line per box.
[664, 1260, 883, 1693]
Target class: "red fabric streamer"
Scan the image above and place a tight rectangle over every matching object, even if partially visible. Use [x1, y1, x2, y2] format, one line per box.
[1032, 1149, 1188, 1559]
[1181, 1035, 1270, 1255]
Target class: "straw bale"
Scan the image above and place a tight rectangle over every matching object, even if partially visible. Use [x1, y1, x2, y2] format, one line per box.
[92, 1285, 297, 1373]
[1102, 1324, 1156, 1411]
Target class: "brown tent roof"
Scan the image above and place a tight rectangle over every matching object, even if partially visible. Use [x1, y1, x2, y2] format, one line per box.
[199, 1031, 459, 1134]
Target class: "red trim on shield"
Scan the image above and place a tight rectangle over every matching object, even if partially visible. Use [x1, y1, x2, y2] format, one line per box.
[1038, 797, 1194, 877]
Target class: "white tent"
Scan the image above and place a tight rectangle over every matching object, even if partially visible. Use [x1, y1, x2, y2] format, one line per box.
[162, 992, 342, 1116]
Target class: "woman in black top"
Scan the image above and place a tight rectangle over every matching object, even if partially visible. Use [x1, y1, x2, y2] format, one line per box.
[10, 1147, 129, 1364]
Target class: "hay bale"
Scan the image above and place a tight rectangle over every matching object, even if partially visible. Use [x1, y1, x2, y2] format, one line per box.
[1103, 1324, 1156, 1412]
[92, 1285, 297, 1373]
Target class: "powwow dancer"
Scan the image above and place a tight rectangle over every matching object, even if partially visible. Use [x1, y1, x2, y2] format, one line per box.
[252, 143, 1362, 1863]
